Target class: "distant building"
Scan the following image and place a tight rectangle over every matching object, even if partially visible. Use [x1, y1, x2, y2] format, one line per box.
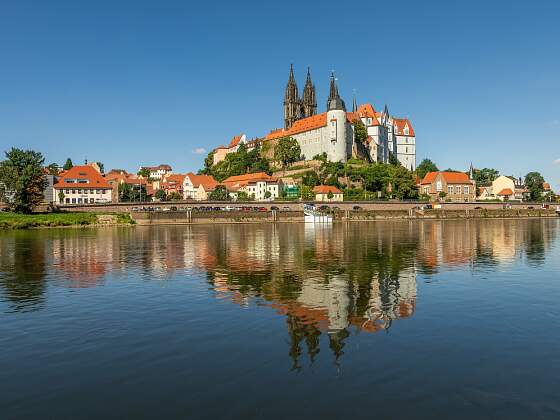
[211, 66, 416, 167]
[477, 175, 529, 201]
[419, 171, 475, 202]
[54, 165, 112, 204]
[183, 173, 219, 201]
[313, 185, 343, 202]
[139, 164, 172, 180]
[160, 174, 186, 197]
[222, 172, 281, 201]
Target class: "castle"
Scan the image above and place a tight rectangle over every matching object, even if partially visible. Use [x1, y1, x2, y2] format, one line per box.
[212, 66, 416, 169]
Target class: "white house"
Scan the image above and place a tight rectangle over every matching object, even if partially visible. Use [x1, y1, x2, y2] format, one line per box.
[222, 172, 281, 201]
[53, 165, 112, 204]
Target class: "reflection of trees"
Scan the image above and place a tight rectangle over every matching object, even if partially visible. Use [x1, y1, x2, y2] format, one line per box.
[0, 232, 47, 312]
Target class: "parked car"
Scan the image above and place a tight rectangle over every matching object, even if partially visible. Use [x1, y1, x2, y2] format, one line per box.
[282, 206, 291, 212]
[423, 204, 433, 210]
[527, 206, 534, 209]
[271, 206, 279, 211]
[170, 206, 178, 211]
[541, 204, 549, 209]
[353, 205, 362, 211]
[474, 206, 482, 210]
[258, 207, 268, 212]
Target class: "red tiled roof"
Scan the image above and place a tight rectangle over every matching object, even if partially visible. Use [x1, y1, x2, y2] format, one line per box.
[313, 185, 342, 194]
[497, 188, 514, 196]
[420, 171, 471, 185]
[394, 118, 415, 136]
[54, 165, 111, 189]
[265, 113, 328, 140]
[223, 172, 277, 183]
[185, 173, 219, 190]
[228, 135, 243, 148]
[358, 104, 380, 126]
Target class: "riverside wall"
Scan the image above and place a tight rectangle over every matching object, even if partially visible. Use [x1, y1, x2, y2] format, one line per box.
[57, 200, 557, 213]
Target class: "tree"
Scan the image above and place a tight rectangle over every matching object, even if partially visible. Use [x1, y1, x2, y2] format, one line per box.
[203, 151, 215, 172]
[155, 189, 167, 201]
[388, 152, 401, 166]
[137, 168, 150, 178]
[300, 185, 314, 200]
[525, 172, 545, 201]
[264, 190, 272, 199]
[416, 159, 438, 180]
[473, 168, 499, 185]
[58, 190, 65, 203]
[237, 191, 250, 201]
[63, 158, 73, 171]
[274, 137, 301, 168]
[438, 191, 447, 200]
[301, 171, 320, 187]
[0, 148, 47, 213]
[389, 165, 418, 199]
[327, 191, 334, 200]
[96, 162, 105, 174]
[46, 163, 60, 176]
[168, 192, 182, 201]
[208, 185, 230, 201]
[352, 120, 367, 144]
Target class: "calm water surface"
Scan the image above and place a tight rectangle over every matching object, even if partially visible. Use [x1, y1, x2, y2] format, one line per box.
[1, 219, 559, 419]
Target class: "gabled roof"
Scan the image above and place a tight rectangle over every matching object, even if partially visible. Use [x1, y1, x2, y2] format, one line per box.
[394, 118, 415, 136]
[185, 173, 219, 190]
[223, 172, 277, 184]
[420, 171, 472, 185]
[497, 188, 513, 196]
[162, 174, 186, 186]
[228, 134, 243, 148]
[265, 113, 328, 140]
[54, 165, 111, 188]
[313, 185, 342, 194]
[357, 104, 380, 126]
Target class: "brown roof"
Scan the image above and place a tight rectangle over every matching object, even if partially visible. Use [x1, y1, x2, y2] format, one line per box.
[54, 165, 111, 189]
[223, 172, 277, 183]
[394, 118, 415, 136]
[420, 171, 472, 185]
[313, 185, 342, 194]
[185, 173, 219, 190]
[228, 135, 243, 148]
[497, 188, 514, 196]
[265, 113, 328, 140]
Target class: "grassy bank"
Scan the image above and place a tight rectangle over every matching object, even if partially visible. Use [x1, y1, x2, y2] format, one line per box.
[0, 212, 136, 229]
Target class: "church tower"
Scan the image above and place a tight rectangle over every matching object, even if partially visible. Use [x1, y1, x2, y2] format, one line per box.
[284, 64, 302, 130]
[302, 67, 317, 118]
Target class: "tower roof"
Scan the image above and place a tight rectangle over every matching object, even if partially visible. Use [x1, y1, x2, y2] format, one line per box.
[327, 72, 346, 111]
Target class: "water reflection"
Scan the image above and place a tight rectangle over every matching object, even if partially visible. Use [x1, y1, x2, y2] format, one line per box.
[0, 219, 558, 360]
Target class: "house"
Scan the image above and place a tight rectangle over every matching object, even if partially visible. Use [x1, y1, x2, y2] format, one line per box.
[105, 170, 151, 202]
[313, 185, 343, 202]
[160, 174, 186, 197]
[478, 175, 529, 201]
[183, 173, 219, 201]
[419, 171, 476, 202]
[222, 172, 281, 201]
[53, 165, 112, 204]
[139, 164, 172, 180]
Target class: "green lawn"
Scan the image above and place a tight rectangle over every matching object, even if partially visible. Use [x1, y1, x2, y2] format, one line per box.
[0, 212, 98, 229]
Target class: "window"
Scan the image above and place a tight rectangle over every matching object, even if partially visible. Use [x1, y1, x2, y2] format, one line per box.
[65, 198, 70, 204]
[464, 186, 469, 194]
[455, 186, 461, 194]
[84, 189, 88, 194]
[436, 181, 442, 192]
[78, 189, 83, 194]
[72, 189, 76, 194]
[90, 198, 94, 204]
[71, 198, 76, 204]
[448, 186, 453, 194]
[77, 198, 82, 204]
[65, 189, 69, 194]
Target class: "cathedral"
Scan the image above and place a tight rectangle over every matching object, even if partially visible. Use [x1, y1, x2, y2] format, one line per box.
[213, 66, 416, 169]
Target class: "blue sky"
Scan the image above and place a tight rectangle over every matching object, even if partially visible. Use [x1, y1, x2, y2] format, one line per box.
[1, 0, 559, 188]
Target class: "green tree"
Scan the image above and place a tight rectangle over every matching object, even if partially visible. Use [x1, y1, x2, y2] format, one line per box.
[473, 168, 499, 185]
[389, 165, 418, 199]
[438, 191, 447, 200]
[58, 190, 65, 203]
[155, 189, 167, 201]
[301, 171, 320, 187]
[209, 185, 230, 201]
[388, 152, 401, 166]
[202, 151, 215, 173]
[525, 172, 545, 201]
[300, 185, 314, 200]
[63, 158, 73, 171]
[0, 148, 47, 213]
[137, 168, 150, 178]
[352, 120, 367, 143]
[237, 191, 250, 201]
[274, 137, 301, 168]
[416, 158, 438, 180]
[46, 163, 60, 176]
[264, 190, 272, 199]
[168, 192, 182, 201]
[327, 190, 334, 200]
[313, 152, 328, 163]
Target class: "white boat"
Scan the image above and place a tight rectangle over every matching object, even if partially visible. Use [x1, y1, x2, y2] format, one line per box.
[303, 204, 332, 223]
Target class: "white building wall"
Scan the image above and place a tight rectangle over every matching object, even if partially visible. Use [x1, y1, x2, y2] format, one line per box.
[55, 187, 112, 204]
[396, 135, 416, 170]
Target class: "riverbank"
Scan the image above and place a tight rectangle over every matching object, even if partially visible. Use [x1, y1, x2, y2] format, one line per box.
[0, 212, 135, 229]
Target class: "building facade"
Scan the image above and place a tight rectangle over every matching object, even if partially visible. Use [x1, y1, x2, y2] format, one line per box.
[139, 164, 172, 180]
[419, 171, 476, 202]
[222, 172, 281, 201]
[313, 185, 344, 202]
[54, 165, 112, 204]
[183, 173, 219, 201]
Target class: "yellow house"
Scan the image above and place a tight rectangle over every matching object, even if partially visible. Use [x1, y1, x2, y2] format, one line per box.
[313, 185, 343, 202]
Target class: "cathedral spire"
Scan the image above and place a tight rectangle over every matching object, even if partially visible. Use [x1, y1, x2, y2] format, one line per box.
[352, 90, 357, 113]
[327, 71, 346, 111]
[302, 66, 317, 118]
[284, 64, 301, 129]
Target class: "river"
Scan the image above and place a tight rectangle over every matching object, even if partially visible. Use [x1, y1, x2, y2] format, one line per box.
[1, 219, 559, 419]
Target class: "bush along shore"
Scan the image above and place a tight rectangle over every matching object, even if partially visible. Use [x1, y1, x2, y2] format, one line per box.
[0, 212, 135, 229]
